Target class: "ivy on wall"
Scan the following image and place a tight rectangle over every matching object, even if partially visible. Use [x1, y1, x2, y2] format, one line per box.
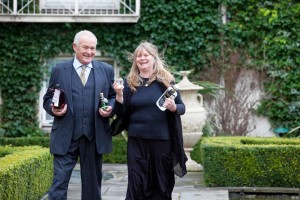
[221, 0, 300, 134]
[0, 0, 299, 137]
[254, 1, 300, 133]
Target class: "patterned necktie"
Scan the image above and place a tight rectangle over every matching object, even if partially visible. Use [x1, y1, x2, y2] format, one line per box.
[80, 65, 87, 86]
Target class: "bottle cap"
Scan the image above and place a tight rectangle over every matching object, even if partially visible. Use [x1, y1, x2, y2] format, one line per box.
[172, 84, 179, 90]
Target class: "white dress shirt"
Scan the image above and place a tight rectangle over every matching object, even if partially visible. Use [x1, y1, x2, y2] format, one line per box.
[73, 57, 93, 81]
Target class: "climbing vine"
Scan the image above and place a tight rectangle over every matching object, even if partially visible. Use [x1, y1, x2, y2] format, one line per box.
[221, 0, 300, 135]
[0, 0, 299, 137]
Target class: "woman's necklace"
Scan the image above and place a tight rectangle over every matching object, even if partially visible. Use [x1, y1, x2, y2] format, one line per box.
[140, 77, 149, 87]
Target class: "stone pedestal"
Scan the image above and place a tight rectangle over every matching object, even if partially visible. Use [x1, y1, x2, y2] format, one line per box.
[177, 71, 207, 171]
[183, 133, 203, 171]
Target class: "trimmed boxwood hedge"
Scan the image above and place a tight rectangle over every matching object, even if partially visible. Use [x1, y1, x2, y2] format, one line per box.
[0, 136, 127, 163]
[0, 137, 50, 147]
[201, 137, 300, 187]
[0, 146, 53, 200]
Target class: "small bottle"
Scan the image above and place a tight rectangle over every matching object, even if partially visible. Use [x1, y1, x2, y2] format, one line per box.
[156, 84, 179, 111]
[52, 84, 65, 109]
[115, 78, 124, 85]
[100, 93, 108, 110]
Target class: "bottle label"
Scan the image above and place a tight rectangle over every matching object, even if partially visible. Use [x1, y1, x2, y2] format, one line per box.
[52, 89, 65, 109]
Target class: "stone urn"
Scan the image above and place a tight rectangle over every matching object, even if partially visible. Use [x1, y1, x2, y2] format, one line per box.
[177, 71, 207, 171]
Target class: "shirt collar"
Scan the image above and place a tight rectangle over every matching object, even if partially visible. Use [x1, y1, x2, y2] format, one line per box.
[73, 57, 93, 70]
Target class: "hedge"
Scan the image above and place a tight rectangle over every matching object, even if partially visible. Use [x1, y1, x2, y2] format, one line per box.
[0, 136, 128, 164]
[0, 146, 53, 200]
[201, 137, 300, 187]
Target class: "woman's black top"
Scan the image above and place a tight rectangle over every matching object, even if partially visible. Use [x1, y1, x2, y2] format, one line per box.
[128, 80, 170, 140]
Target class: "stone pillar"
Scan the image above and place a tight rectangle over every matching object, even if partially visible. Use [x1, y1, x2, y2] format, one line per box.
[177, 71, 207, 171]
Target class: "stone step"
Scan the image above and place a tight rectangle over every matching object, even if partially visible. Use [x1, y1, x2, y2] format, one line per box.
[180, 190, 229, 200]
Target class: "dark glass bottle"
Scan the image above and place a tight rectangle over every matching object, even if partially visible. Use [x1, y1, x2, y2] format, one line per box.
[52, 84, 65, 109]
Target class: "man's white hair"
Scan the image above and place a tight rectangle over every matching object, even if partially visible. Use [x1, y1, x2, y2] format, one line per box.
[73, 30, 97, 45]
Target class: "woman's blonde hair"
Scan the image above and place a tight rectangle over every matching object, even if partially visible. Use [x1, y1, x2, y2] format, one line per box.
[127, 41, 174, 91]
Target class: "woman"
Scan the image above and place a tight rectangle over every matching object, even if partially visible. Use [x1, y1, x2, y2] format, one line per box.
[113, 41, 187, 200]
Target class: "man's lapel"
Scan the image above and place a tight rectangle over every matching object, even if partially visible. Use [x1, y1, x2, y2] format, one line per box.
[93, 61, 104, 110]
[63, 60, 74, 114]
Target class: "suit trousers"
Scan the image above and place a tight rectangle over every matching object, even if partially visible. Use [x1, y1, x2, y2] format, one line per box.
[48, 136, 103, 200]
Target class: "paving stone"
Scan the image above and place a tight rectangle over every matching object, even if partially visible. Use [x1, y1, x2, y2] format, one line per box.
[42, 164, 229, 200]
[180, 190, 228, 200]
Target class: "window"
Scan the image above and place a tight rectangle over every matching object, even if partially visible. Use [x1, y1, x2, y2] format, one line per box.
[39, 54, 118, 129]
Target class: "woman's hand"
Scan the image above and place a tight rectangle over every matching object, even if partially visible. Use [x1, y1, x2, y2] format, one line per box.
[113, 81, 124, 104]
[164, 98, 177, 112]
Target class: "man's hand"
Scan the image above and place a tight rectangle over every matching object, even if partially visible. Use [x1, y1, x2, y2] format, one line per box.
[99, 106, 113, 117]
[52, 104, 67, 116]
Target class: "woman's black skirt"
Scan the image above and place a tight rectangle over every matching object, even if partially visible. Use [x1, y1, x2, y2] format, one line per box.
[125, 136, 175, 200]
